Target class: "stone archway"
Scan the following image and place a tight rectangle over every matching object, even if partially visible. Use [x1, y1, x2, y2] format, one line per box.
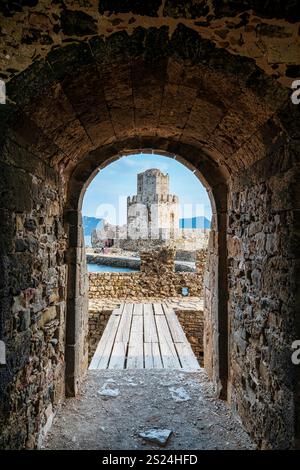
[64, 141, 228, 400]
[0, 6, 299, 449]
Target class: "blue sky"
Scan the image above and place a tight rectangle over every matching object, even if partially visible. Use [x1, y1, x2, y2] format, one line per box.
[82, 153, 212, 225]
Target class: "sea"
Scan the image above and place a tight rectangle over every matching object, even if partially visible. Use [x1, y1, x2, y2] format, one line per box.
[85, 235, 137, 272]
[87, 264, 137, 273]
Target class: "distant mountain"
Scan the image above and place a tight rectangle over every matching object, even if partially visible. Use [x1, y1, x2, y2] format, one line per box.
[179, 216, 211, 229]
[83, 216, 103, 236]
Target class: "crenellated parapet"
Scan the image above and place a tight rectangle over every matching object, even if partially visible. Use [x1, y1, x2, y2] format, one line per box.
[127, 194, 179, 205]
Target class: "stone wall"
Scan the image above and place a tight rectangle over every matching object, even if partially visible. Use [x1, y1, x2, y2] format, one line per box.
[89, 272, 203, 299]
[88, 248, 206, 299]
[176, 229, 210, 251]
[1, 1, 299, 92]
[0, 139, 67, 449]
[176, 309, 204, 365]
[228, 159, 299, 450]
[88, 304, 113, 364]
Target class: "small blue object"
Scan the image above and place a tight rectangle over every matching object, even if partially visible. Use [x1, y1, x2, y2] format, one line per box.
[182, 287, 189, 297]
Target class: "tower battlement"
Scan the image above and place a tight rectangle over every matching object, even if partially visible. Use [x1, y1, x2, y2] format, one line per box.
[127, 194, 179, 205]
[127, 169, 179, 241]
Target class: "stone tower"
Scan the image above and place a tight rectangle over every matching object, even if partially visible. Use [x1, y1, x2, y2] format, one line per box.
[127, 169, 179, 241]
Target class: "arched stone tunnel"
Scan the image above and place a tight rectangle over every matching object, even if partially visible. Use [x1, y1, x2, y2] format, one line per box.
[0, 0, 299, 450]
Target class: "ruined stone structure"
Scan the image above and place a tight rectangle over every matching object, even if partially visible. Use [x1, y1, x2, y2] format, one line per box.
[91, 168, 209, 251]
[127, 168, 179, 241]
[0, 0, 299, 450]
[89, 248, 206, 299]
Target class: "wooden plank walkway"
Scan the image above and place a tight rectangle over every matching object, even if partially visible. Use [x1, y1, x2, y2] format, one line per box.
[89, 303, 201, 371]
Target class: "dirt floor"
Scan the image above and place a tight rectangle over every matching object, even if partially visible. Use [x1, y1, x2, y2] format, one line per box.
[43, 369, 254, 450]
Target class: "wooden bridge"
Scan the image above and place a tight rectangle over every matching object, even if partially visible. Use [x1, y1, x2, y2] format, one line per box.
[89, 303, 200, 371]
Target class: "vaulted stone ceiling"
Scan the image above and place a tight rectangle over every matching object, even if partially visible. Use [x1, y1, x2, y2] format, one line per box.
[1, 1, 300, 85]
[0, 1, 299, 183]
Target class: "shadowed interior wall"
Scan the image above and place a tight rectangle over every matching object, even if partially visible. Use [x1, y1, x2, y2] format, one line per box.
[228, 159, 299, 449]
[0, 124, 67, 448]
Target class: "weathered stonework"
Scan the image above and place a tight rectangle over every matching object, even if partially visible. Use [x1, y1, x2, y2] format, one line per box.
[89, 248, 206, 299]
[227, 161, 299, 449]
[176, 308, 204, 365]
[88, 305, 112, 364]
[89, 271, 203, 299]
[0, 0, 299, 87]
[0, 149, 67, 449]
[0, 0, 299, 451]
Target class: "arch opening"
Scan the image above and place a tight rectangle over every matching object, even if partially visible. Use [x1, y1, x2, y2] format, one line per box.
[82, 152, 212, 367]
[65, 146, 228, 399]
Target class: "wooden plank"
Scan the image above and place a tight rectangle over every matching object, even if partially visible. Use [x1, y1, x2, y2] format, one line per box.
[96, 315, 121, 369]
[133, 303, 143, 316]
[90, 301, 197, 372]
[109, 342, 127, 369]
[144, 342, 163, 369]
[163, 306, 187, 344]
[153, 303, 164, 315]
[143, 303, 153, 315]
[126, 315, 144, 369]
[175, 342, 201, 371]
[89, 314, 119, 369]
[89, 314, 120, 369]
[112, 303, 125, 316]
[115, 303, 133, 343]
[155, 315, 181, 369]
[144, 305, 158, 343]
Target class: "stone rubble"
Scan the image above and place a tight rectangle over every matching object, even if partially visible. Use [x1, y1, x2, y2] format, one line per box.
[169, 386, 191, 402]
[98, 382, 120, 399]
[138, 429, 173, 447]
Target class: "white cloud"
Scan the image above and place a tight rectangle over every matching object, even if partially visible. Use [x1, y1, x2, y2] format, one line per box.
[122, 156, 170, 173]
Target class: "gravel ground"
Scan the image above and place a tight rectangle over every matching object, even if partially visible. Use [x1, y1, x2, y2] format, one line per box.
[43, 369, 254, 450]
